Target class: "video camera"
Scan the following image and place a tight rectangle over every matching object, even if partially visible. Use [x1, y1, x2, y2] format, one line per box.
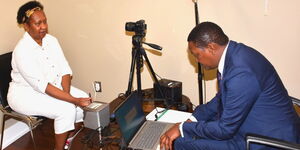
[125, 20, 147, 36]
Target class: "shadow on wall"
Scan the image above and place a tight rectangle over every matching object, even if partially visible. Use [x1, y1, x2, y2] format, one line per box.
[186, 48, 217, 81]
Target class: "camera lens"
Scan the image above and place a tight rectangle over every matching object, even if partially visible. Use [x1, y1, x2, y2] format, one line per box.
[125, 22, 136, 32]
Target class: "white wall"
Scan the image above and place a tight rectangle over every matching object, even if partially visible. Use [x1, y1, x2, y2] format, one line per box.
[1, 0, 300, 146]
[1, 0, 300, 109]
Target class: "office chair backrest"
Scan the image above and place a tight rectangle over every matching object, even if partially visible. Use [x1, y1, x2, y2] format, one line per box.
[0, 52, 12, 108]
[246, 96, 300, 150]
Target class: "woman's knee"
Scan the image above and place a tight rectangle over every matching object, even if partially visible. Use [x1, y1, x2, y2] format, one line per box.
[75, 107, 84, 123]
[54, 104, 77, 134]
[55, 103, 76, 120]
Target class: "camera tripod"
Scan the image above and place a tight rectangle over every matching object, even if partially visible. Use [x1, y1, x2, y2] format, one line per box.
[125, 35, 166, 103]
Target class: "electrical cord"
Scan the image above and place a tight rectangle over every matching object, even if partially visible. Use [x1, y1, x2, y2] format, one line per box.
[118, 93, 126, 98]
[80, 125, 122, 149]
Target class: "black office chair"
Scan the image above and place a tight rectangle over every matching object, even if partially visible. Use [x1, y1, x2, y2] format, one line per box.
[0, 52, 45, 150]
[246, 96, 300, 150]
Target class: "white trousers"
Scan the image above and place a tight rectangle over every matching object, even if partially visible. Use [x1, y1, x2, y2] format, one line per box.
[7, 83, 87, 134]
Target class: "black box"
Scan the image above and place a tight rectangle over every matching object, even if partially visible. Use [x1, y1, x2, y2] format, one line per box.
[153, 79, 182, 104]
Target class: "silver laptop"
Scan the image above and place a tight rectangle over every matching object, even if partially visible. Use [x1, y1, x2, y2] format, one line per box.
[114, 91, 173, 150]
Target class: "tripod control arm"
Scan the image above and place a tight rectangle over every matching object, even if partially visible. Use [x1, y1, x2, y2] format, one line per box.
[142, 42, 162, 50]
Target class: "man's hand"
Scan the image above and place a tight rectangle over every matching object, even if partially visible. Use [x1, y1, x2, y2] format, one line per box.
[160, 123, 181, 150]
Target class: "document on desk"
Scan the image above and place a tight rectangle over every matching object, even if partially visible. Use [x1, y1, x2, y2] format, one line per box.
[146, 107, 192, 123]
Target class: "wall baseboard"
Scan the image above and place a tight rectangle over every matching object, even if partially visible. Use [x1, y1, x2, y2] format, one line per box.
[0, 118, 29, 149]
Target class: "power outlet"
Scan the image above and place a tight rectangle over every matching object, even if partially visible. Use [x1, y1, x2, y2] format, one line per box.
[94, 81, 102, 92]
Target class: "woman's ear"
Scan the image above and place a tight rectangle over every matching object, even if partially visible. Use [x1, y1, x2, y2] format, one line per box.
[23, 23, 29, 32]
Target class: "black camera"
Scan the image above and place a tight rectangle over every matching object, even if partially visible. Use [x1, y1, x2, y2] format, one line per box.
[125, 20, 147, 35]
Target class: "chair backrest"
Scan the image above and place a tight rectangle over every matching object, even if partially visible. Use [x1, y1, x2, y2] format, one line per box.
[246, 96, 300, 150]
[0, 52, 12, 108]
[290, 96, 300, 116]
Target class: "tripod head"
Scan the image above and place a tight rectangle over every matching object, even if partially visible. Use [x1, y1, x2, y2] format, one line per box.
[126, 20, 146, 48]
[132, 35, 143, 48]
[132, 35, 162, 51]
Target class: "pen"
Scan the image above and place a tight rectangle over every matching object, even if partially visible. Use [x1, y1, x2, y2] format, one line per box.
[88, 93, 93, 103]
[155, 109, 168, 121]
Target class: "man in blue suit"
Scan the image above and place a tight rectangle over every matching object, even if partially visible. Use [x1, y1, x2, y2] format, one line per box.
[160, 22, 300, 150]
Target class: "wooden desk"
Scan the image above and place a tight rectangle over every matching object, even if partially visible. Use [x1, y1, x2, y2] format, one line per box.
[110, 88, 192, 114]
[71, 89, 191, 150]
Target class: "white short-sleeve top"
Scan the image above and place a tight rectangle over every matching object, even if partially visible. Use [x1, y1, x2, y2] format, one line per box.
[11, 32, 72, 93]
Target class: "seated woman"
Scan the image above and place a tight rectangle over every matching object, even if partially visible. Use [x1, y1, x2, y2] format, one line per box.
[7, 1, 92, 150]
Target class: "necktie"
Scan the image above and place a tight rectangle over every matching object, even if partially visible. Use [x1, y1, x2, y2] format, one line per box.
[217, 70, 221, 92]
[217, 70, 223, 118]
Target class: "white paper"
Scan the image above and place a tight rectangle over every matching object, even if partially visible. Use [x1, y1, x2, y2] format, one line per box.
[146, 107, 192, 123]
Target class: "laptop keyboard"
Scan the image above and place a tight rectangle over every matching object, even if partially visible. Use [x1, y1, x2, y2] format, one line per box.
[132, 122, 167, 149]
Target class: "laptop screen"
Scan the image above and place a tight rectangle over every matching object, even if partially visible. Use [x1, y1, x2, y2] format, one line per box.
[114, 92, 145, 144]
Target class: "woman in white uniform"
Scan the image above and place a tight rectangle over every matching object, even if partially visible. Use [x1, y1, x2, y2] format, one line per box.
[7, 1, 92, 150]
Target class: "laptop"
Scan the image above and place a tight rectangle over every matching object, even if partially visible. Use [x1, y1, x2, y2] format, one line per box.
[114, 91, 173, 150]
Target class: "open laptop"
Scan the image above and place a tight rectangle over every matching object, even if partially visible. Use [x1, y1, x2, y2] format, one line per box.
[114, 91, 173, 150]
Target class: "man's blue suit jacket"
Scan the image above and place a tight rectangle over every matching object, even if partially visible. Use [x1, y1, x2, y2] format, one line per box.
[182, 41, 300, 149]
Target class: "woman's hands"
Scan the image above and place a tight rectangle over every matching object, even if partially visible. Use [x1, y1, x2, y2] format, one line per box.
[75, 97, 92, 107]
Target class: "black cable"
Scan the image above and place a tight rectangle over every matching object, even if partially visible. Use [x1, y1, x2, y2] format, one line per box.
[118, 93, 126, 98]
[80, 129, 98, 144]
[81, 126, 123, 149]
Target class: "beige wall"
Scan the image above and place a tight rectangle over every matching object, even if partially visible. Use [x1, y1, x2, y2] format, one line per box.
[1, 0, 300, 107]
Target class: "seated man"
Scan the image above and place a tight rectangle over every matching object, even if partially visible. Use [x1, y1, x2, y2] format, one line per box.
[160, 22, 300, 150]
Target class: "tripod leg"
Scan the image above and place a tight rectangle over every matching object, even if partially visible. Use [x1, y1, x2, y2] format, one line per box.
[140, 49, 159, 83]
[140, 49, 169, 106]
[135, 49, 143, 96]
[125, 48, 138, 96]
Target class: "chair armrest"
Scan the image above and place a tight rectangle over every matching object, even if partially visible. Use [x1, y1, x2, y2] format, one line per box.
[290, 96, 300, 106]
[246, 133, 300, 150]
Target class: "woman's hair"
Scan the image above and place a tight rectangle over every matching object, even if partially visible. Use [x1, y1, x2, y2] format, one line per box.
[187, 22, 229, 48]
[17, 1, 44, 25]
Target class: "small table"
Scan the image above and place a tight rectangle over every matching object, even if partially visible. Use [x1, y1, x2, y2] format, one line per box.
[71, 89, 192, 150]
[110, 88, 192, 114]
